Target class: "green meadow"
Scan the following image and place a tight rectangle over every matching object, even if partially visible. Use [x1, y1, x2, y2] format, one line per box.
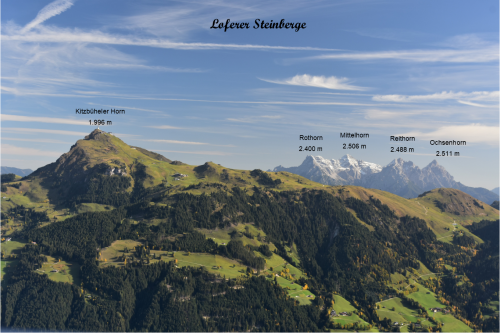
[1, 259, 19, 282]
[36, 255, 81, 285]
[331, 295, 371, 328]
[197, 223, 276, 251]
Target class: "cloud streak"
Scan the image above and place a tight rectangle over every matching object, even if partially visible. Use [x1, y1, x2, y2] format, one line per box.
[154, 149, 233, 156]
[2, 137, 68, 144]
[142, 139, 234, 147]
[0, 31, 335, 51]
[2, 128, 89, 136]
[20, 0, 74, 33]
[373, 91, 499, 103]
[3, 26, 339, 51]
[87, 103, 164, 114]
[147, 125, 184, 129]
[2, 114, 87, 125]
[398, 124, 499, 146]
[1, 144, 63, 157]
[298, 43, 499, 64]
[226, 115, 284, 123]
[260, 74, 366, 91]
[2, 87, 379, 106]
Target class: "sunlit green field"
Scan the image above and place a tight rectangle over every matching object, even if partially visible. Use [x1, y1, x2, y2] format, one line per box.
[1, 259, 19, 282]
[331, 295, 371, 328]
[197, 223, 276, 251]
[100, 239, 142, 262]
[36, 255, 81, 285]
[376, 297, 423, 327]
[265, 274, 314, 305]
[1, 239, 26, 256]
[405, 284, 473, 332]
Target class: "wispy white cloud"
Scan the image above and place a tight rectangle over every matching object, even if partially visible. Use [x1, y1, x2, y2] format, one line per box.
[397, 124, 499, 146]
[154, 149, 233, 156]
[87, 103, 164, 114]
[112, 133, 141, 138]
[20, 0, 74, 33]
[457, 100, 495, 108]
[226, 118, 254, 123]
[1, 137, 68, 144]
[1, 76, 114, 88]
[359, 109, 434, 120]
[294, 36, 499, 63]
[2, 128, 88, 136]
[226, 115, 284, 123]
[345, 28, 423, 42]
[147, 125, 184, 129]
[312, 48, 498, 63]
[115, 0, 320, 39]
[260, 74, 366, 91]
[80, 63, 205, 73]
[2, 114, 87, 125]
[142, 139, 234, 147]
[1, 37, 204, 97]
[3, 27, 338, 51]
[2, 87, 378, 106]
[1, 144, 63, 157]
[373, 91, 499, 103]
[74, 90, 378, 106]
[260, 115, 282, 119]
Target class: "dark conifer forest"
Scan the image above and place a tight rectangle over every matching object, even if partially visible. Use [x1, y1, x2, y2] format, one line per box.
[1, 184, 498, 332]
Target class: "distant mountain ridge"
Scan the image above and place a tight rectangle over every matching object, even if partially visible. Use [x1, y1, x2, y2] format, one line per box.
[271, 155, 499, 204]
[1, 167, 33, 177]
[271, 154, 382, 186]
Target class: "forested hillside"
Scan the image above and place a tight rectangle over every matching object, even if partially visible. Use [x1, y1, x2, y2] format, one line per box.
[1, 131, 498, 332]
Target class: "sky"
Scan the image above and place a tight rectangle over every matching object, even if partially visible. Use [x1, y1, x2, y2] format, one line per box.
[1, 0, 499, 189]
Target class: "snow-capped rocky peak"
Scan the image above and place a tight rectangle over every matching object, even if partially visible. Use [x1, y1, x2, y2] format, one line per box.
[358, 160, 383, 174]
[339, 154, 357, 167]
[271, 154, 382, 186]
[388, 158, 403, 167]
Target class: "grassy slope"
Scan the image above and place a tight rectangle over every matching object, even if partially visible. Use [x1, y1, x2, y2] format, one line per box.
[1, 239, 26, 281]
[379, 266, 472, 333]
[483, 300, 499, 319]
[331, 295, 371, 327]
[100, 238, 315, 302]
[1, 239, 26, 256]
[197, 223, 276, 251]
[335, 186, 498, 243]
[376, 292, 472, 333]
[406, 283, 473, 332]
[36, 255, 81, 285]
[376, 297, 422, 328]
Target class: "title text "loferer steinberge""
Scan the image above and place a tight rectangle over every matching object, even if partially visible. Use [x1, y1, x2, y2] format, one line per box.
[210, 19, 306, 32]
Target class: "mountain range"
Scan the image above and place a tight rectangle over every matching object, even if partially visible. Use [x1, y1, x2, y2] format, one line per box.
[1, 166, 33, 177]
[271, 154, 499, 204]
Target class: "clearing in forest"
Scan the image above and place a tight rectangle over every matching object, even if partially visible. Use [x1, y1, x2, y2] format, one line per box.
[36, 255, 81, 285]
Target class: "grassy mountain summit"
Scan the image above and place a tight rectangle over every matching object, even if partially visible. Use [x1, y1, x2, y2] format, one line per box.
[31, 129, 156, 187]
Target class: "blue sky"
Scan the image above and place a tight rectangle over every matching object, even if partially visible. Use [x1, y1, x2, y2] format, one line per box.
[1, 0, 499, 189]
